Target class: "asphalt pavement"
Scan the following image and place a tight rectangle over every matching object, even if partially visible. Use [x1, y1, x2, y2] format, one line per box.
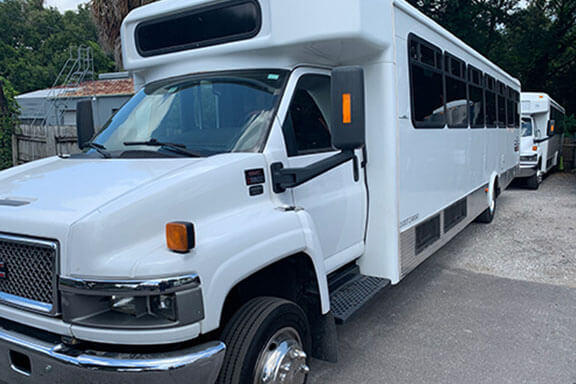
[309, 172, 576, 384]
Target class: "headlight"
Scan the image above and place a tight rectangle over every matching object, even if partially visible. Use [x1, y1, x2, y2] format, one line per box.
[520, 155, 538, 162]
[110, 294, 177, 321]
[59, 275, 203, 329]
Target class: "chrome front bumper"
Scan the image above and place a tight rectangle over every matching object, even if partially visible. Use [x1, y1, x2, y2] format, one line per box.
[0, 318, 225, 384]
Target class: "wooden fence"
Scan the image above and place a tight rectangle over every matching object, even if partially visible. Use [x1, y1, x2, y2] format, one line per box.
[563, 136, 576, 171]
[12, 124, 80, 165]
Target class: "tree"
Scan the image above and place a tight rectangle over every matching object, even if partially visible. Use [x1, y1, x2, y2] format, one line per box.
[0, 77, 18, 169]
[499, 0, 576, 115]
[0, 0, 115, 94]
[91, 0, 158, 68]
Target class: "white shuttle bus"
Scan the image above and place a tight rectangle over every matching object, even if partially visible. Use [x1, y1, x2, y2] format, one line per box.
[0, 1, 520, 383]
[517, 93, 565, 189]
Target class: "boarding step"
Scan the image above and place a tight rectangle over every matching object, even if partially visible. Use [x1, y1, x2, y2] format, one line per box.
[329, 265, 390, 324]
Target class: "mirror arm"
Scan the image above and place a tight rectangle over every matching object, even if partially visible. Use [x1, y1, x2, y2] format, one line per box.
[271, 150, 356, 193]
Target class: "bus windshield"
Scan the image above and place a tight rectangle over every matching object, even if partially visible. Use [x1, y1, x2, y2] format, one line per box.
[521, 118, 533, 137]
[92, 70, 288, 157]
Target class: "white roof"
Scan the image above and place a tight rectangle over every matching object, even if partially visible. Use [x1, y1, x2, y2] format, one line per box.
[16, 88, 76, 100]
[121, 0, 519, 87]
[521, 92, 565, 114]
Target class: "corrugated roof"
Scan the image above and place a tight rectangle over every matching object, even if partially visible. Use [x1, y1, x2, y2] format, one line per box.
[15, 78, 135, 100]
[16, 88, 75, 99]
[61, 79, 134, 97]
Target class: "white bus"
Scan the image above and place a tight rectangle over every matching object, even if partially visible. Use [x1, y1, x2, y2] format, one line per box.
[0, 1, 520, 383]
[517, 93, 565, 189]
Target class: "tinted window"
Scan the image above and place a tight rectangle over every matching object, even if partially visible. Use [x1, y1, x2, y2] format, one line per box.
[409, 36, 445, 128]
[411, 66, 445, 127]
[136, 1, 261, 57]
[507, 98, 514, 127]
[445, 77, 468, 127]
[551, 106, 565, 133]
[498, 95, 506, 128]
[283, 75, 333, 156]
[486, 92, 497, 127]
[445, 55, 467, 128]
[469, 85, 484, 128]
[485, 76, 497, 128]
[468, 66, 484, 128]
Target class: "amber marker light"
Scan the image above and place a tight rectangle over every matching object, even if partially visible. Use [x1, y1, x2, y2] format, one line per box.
[532, 145, 538, 151]
[166, 222, 195, 253]
[342, 93, 352, 124]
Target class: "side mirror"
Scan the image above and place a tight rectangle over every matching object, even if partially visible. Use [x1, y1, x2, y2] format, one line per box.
[331, 66, 365, 151]
[76, 100, 95, 149]
[547, 120, 556, 137]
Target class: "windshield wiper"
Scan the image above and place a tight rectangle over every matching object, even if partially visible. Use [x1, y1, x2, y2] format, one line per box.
[123, 139, 201, 158]
[86, 142, 112, 158]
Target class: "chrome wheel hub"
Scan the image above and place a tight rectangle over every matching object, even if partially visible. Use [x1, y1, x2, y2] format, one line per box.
[537, 171, 543, 184]
[254, 327, 309, 384]
[489, 192, 495, 214]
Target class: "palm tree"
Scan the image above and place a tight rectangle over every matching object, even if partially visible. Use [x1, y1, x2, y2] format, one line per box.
[91, 0, 158, 68]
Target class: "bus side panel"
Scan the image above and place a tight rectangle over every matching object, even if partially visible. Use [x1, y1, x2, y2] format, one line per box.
[394, 6, 519, 277]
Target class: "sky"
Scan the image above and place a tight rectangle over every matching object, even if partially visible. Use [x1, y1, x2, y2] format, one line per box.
[45, 0, 86, 12]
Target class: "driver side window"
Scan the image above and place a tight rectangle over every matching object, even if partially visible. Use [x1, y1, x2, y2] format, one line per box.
[283, 75, 333, 157]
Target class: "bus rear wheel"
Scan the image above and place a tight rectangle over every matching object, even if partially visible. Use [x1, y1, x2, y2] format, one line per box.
[476, 186, 496, 224]
[217, 297, 311, 384]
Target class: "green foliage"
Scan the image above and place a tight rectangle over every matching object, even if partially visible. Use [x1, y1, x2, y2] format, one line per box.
[0, 0, 115, 95]
[407, 0, 576, 116]
[0, 77, 18, 170]
[562, 114, 576, 137]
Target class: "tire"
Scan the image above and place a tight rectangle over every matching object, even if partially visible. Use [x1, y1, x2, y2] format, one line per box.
[526, 173, 540, 190]
[476, 185, 496, 223]
[217, 297, 311, 384]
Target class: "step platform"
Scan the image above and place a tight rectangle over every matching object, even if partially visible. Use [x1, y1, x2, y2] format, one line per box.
[329, 266, 391, 324]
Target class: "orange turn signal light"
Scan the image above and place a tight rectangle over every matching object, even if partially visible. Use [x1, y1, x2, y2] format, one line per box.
[166, 222, 195, 253]
[532, 145, 538, 151]
[342, 93, 352, 124]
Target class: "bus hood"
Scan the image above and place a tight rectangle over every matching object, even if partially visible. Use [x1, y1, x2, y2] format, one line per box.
[0, 153, 269, 278]
[0, 156, 197, 234]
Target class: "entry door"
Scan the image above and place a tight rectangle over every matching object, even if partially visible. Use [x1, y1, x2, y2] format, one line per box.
[281, 72, 367, 263]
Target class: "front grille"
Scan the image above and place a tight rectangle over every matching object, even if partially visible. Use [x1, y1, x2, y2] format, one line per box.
[0, 234, 58, 314]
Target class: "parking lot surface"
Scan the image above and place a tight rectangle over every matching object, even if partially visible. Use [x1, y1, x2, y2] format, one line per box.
[309, 172, 576, 384]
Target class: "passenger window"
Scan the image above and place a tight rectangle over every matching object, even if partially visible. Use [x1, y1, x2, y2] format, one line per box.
[283, 75, 333, 156]
[445, 54, 468, 128]
[507, 99, 514, 128]
[485, 75, 497, 128]
[497, 81, 507, 128]
[468, 66, 485, 128]
[409, 35, 445, 128]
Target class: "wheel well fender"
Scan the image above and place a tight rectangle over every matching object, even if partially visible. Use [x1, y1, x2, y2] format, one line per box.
[488, 172, 500, 200]
[217, 252, 338, 362]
